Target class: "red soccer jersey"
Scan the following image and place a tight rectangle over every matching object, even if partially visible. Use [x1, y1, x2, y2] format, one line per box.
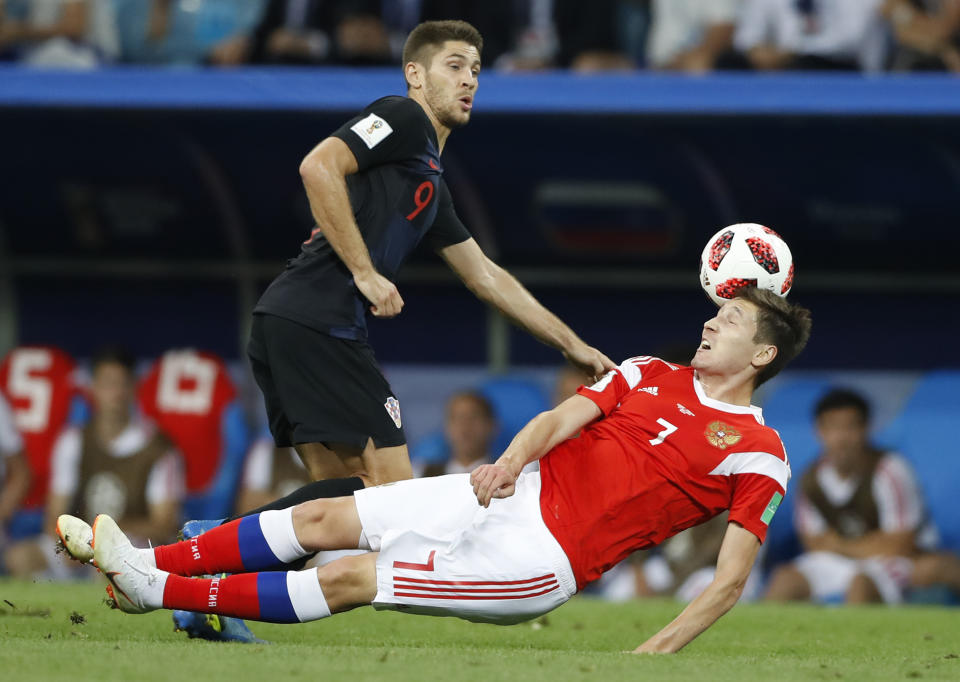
[539, 356, 790, 590]
[137, 350, 237, 493]
[0, 346, 79, 508]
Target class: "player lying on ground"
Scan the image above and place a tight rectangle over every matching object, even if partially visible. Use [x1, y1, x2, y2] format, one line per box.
[60, 287, 811, 653]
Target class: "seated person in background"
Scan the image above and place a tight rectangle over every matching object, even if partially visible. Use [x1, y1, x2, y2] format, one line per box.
[554, 0, 636, 71]
[552, 366, 593, 407]
[419, 392, 496, 478]
[881, 0, 960, 71]
[728, 0, 885, 71]
[0, 0, 119, 67]
[4, 346, 183, 579]
[647, 0, 741, 72]
[237, 435, 311, 515]
[764, 388, 960, 604]
[223, 0, 390, 66]
[0, 392, 29, 549]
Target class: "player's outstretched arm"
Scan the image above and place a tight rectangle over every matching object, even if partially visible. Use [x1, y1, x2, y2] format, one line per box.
[299, 137, 403, 317]
[471, 394, 600, 507]
[439, 240, 614, 378]
[634, 523, 760, 654]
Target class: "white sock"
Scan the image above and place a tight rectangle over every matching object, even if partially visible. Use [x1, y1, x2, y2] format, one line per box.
[287, 569, 331, 622]
[260, 508, 308, 563]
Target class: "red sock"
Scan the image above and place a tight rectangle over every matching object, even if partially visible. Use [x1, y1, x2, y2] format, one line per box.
[153, 519, 245, 577]
[162, 573, 262, 620]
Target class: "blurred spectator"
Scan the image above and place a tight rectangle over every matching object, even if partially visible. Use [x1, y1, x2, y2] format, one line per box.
[492, 0, 557, 70]
[0, 346, 80, 543]
[0, 393, 29, 543]
[555, 0, 636, 71]
[764, 389, 960, 604]
[553, 365, 592, 406]
[232, 0, 391, 66]
[417, 0, 517, 66]
[236, 435, 310, 514]
[0, 0, 119, 67]
[419, 391, 496, 477]
[136, 349, 247, 520]
[728, 0, 886, 71]
[114, 0, 265, 66]
[3, 346, 183, 579]
[881, 0, 960, 71]
[637, 513, 733, 599]
[647, 0, 741, 72]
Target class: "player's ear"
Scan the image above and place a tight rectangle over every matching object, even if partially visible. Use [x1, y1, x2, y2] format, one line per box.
[752, 344, 777, 371]
[405, 61, 424, 90]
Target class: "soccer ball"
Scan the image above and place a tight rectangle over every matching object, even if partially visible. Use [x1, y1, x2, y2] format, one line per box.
[699, 223, 794, 307]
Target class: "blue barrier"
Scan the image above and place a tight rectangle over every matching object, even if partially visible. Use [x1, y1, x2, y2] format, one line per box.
[2, 67, 960, 115]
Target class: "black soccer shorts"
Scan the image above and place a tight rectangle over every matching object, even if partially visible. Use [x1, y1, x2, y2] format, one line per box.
[247, 313, 406, 450]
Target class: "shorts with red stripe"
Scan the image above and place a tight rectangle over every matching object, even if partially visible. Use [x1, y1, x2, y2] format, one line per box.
[353, 471, 576, 624]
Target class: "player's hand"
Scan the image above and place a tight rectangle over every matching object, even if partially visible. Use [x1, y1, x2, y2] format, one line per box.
[563, 344, 616, 382]
[355, 270, 404, 317]
[470, 463, 517, 508]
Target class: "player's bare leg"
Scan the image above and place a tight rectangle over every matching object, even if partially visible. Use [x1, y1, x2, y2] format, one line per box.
[763, 564, 812, 601]
[291, 496, 364, 551]
[911, 552, 960, 593]
[315, 553, 378, 612]
[845, 573, 882, 603]
[295, 439, 413, 487]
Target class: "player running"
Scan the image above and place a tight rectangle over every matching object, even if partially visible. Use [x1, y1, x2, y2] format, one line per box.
[61, 287, 811, 653]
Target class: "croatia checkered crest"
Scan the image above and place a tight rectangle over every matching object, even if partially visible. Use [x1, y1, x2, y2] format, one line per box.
[698, 223, 794, 307]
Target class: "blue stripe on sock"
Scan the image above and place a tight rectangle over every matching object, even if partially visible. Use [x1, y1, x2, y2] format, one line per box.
[256, 573, 299, 623]
[237, 515, 278, 571]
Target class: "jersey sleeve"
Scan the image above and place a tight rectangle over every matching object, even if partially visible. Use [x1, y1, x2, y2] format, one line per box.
[145, 449, 185, 507]
[423, 180, 471, 252]
[872, 453, 925, 532]
[49, 427, 82, 497]
[794, 489, 828, 536]
[241, 438, 274, 492]
[576, 356, 679, 416]
[331, 97, 428, 173]
[727, 457, 790, 544]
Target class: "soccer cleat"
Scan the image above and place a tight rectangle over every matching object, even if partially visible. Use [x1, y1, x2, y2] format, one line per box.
[92, 514, 163, 614]
[179, 518, 224, 541]
[55, 514, 94, 563]
[173, 609, 268, 644]
[174, 518, 266, 644]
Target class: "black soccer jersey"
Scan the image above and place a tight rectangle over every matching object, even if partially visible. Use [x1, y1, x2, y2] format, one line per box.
[254, 96, 472, 341]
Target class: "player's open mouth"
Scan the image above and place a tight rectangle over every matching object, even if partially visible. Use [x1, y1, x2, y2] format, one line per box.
[699, 340, 711, 351]
[458, 96, 473, 111]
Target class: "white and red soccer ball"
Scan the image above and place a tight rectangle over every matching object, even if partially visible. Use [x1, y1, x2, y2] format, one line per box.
[699, 223, 794, 307]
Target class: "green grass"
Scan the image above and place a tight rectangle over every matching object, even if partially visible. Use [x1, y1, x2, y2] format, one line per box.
[1, 579, 958, 682]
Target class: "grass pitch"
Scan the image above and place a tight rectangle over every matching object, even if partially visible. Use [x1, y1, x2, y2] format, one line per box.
[1, 579, 958, 682]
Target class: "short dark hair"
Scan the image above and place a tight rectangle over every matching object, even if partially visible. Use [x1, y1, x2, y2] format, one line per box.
[447, 391, 495, 421]
[814, 388, 871, 422]
[402, 20, 483, 76]
[734, 287, 812, 387]
[91, 345, 136, 375]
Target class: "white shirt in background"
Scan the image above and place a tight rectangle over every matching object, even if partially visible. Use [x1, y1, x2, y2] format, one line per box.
[647, 0, 741, 67]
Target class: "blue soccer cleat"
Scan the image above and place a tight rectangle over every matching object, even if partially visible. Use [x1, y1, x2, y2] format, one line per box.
[178, 518, 224, 541]
[172, 609, 267, 644]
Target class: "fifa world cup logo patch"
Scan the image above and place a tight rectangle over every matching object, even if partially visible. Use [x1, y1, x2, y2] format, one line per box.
[705, 420, 741, 449]
[367, 120, 383, 134]
[384, 396, 402, 428]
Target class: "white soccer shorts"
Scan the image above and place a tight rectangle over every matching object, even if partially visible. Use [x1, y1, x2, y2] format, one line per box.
[793, 550, 914, 604]
[353, 471, 576, 624]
